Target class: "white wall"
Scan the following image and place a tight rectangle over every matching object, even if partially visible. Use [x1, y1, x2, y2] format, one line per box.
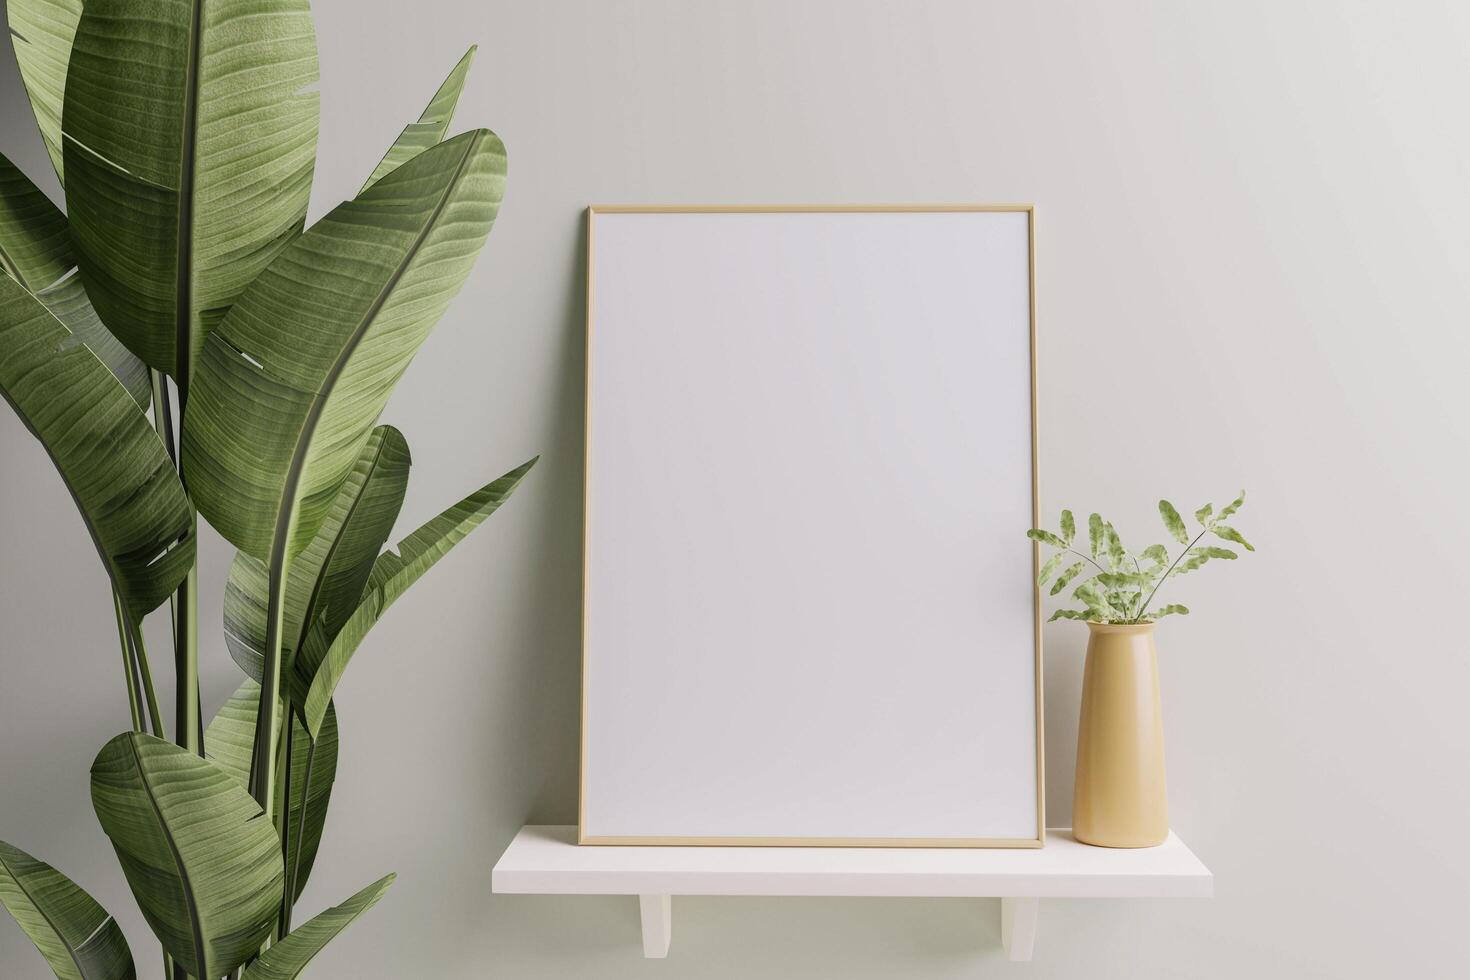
[2, 1, 1468, 976]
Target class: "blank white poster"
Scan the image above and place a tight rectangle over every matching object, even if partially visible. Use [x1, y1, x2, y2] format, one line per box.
[582, 207, 1040, 846]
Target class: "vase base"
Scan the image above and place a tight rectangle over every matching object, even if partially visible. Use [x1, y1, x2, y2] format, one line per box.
[1073, 830, 1168, 849]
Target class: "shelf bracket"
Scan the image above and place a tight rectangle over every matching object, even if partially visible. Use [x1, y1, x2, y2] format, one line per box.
[634, 893, 1036, 961]
[639, 894, 672, 958]
[1000, 897, 1039, 961]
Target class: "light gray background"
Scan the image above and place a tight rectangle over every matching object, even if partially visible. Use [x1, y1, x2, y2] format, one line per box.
[1, 0, 1467, 977]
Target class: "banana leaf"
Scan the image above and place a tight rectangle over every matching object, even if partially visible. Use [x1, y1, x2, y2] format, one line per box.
[241, 875, 394, 980]
[0, 152, 150, 404]
[205, 680, 340, 903]
[0, 275, 195, 620]
[181, 129, 508, 562]
[61, 0, 320, 386]
[361, 46, 478, 193]
[297, 457, 537, 736]
[225, 425, 411, 682]
[0, 152, 68, 289]
[0, 840, 134, 980]
[90, 732, 284, 979]
[5, 0, 81, 182]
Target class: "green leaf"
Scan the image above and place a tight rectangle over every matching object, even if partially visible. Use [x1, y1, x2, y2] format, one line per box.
[0, 839, 134, 980]
[1194, 503, 1213, 525]
[0, 152, 149, 404]
[296, 458, 537, 737]
[62, 0, 320, 383]
[1174, 556, 1206, 575]
[1114, 590, 1143, 617]
[1050, 561, 1085, 596]
[1073, 581, 1112, 620]
[360, 46, 477, 194]
[242, 875, 395, 980]
[225, 425, 412, 681]
[1174, 547, 1231, 575]
[1026, 528, 1065, 549]
[1158, 500, 1188, 545]
[1036, 551, 1064, 587]
[1087, 513, 1104, 559]
[33, 274, 151, 409]
[0, 152, 69, 290]
[181, 130, 508, 561]
[0, 274, 195, 620]
[1141, 543, 1169, 566]
[1095, 571, 1151, 589]
[1059, 509, 1075, 546]
[1149, 604, 1190, 619]
[1105, 522, 1126, 570]
[6, 0, 81, 182]
[1212, 524, 1255, 552]
[1217, 490, 1246, 521]
[205, 680, 339, 904]
[90, 732, 284, 979]
[1047, 608, 1090, 622]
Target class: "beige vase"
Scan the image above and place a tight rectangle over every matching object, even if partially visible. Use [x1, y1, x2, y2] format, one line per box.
[1072, 621, 1168, 847]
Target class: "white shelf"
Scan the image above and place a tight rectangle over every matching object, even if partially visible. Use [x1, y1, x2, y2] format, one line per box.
[492, 825, 1212, 961]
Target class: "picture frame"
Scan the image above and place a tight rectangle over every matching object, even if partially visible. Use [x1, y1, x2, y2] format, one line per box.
[580, 205, 1043, 847]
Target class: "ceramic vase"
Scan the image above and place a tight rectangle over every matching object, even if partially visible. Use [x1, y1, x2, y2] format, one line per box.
[1072, 621, 1168, 847]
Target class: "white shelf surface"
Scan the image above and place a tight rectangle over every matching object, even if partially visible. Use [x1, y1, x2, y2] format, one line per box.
[492, 825, 1212, 961]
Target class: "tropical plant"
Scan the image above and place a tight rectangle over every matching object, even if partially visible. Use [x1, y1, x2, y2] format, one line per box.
[0, 2, 533, 977]
[1028, 492, 1253, 624]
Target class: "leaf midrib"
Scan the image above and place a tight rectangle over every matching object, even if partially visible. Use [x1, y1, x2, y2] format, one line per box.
[0, 848, 89, 977]
[270, 132, 482, 567]
[0, 245, 24, 287]
[286, 737, 319, 903]
[126, 735, 208, 979]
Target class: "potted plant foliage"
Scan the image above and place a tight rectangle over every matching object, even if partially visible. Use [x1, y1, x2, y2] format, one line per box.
[1028, 494, 1253, 848]
[0, 1, 532, 976]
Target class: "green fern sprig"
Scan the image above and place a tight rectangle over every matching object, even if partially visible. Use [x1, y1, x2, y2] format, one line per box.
[1028, 491, 1253, 624]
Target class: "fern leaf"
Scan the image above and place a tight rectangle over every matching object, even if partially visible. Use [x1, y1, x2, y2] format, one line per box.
[1037, 551, 1064, 587]
[1027, 529, 1066, 549]
[1212, 524, 1255, 552]
[1050, 561, 1085, 596]
[1158, 500, 1189, 544]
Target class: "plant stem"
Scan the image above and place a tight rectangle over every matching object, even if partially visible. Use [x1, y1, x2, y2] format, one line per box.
[273, 705, 292, 830]
[1127, 555, 1145, 622]
[149, 370, 177, 464]
[152, 372, 202, 758]
[113, 593, 143, 732]
[249, 550, 289, 819]
[1139, 527, 1209, 617]
[127, 615, 167, 741]
[1067, 548, 1108, 574]
[277, 714, 295, 936]
[282, 737, 318, 934]
[174, 563, 200, 755]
